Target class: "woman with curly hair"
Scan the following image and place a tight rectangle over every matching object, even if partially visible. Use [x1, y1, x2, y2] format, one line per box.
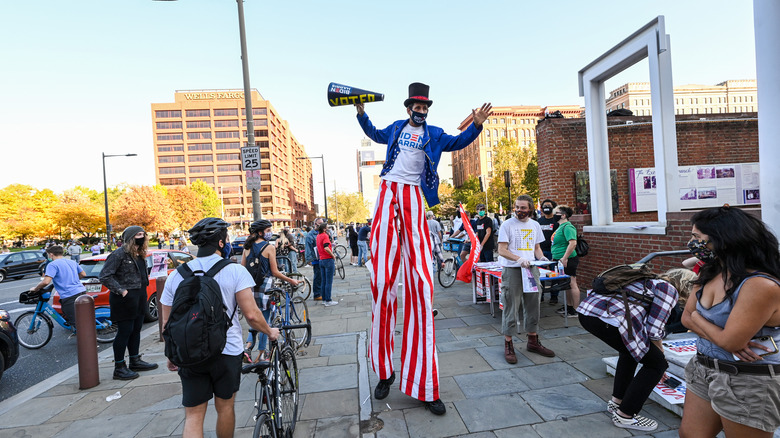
[680, 206, 780, 438]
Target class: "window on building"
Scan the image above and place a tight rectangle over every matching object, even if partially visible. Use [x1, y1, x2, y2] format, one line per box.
[186, 109, 210, 117]
[493, 129, 498, 137]
[186, 120, 210, 129]
[156, 121, 182, 129]
[189, 165, 213, 173]
[486, 151, 492, 159]
[159, 167, 185, 175]
[222, 186, 241, 194]
[488, 161, 493, 170]
[159, 177, 186, 185]
[219, 175, 241, 183]
[243, 130, 268, 138]
[158, 155, 184, 163]
[155, 110, 181, 118]
[257, 141, 269, 148]
[214, 120, 239, 128]
[500, 118, 505, 124]
[485, 130, 490, 137]
[214, 108, 238, 117]
[157, 144, 183, 152]
[216, 142, 240, 150]
[189, 154, 212, 162]
[512, 119, 517, 124]
[243, 119, 269, 126]
[217, 153, 240, 161]
[157, 133, 183, 141]
[190, 177, 213, 185]
[217, 164, 241, 172]
[242, 108, 267, 116]
[215, 131, 240, 139]
[187, 132, 211, 140]
[188, 143, 212, 151]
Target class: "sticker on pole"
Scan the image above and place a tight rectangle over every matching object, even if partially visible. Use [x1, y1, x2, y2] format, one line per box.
[246, 170, 261, 190]
[241, 146, 260, 170]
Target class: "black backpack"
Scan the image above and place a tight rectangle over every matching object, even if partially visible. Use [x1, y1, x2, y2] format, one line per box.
[163, 258, 236, 367]
[591, 263, 658, 339]
[245, 241, 270, 283]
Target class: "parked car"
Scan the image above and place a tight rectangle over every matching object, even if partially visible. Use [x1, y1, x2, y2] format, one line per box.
[0, 308, 20, 381]
[0, 250, 47, 283]
[231, 235, 248, 256]
[51, 249, 195, 322]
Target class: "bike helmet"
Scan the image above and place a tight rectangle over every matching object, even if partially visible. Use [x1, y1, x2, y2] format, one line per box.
[188, 217, 228, 246]
[249, 219, 273, 234]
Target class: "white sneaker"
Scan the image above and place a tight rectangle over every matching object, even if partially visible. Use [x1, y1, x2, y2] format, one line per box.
[611, 412, 657, 431]
[324, 300, 339, 307]
[607, 400, 619, 414]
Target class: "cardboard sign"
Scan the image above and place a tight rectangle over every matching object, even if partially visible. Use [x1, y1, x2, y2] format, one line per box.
[150, 252, 168, 278]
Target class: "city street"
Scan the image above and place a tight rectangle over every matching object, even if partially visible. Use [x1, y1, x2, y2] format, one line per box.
[0, 276, 154, 402]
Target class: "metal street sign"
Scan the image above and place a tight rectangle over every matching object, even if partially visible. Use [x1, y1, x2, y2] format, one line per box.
[241, 146, 260, 170]
[246, 170, 261, 190]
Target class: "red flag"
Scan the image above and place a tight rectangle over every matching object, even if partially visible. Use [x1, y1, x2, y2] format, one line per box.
[456, 203, 482, 283]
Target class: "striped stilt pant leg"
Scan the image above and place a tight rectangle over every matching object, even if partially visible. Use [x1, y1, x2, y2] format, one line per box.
[369, 180, 439, 401]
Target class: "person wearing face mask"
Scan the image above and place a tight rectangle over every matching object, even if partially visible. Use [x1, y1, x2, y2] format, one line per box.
[497, 195, 555, 363]
[536, 199, 559, 304]
[354, 83, 492, 416]
[550, 205, 581, 317]
[100, 226, 157, 380]
[678, 206, 780, 438]
[241, 220, 299, 362]
[474, 203, 495, 262]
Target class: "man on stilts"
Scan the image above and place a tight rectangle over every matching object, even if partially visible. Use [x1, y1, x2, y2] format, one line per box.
[355, 82, 492, 415]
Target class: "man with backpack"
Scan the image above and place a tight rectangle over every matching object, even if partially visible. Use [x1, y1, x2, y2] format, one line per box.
[160, 217, 280, 438]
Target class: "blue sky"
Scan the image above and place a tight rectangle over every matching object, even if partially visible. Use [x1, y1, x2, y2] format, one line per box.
[0, 1, 757, 208]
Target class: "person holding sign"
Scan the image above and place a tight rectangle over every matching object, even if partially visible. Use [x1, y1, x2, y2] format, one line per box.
[497, 195, 555, 364]
[354, 82, 491, 415]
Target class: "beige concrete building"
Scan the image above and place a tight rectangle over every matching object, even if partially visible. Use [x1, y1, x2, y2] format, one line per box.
[606, 79, 757, 116]
[452, 105, 582, 187]
[151, 89, 315, 228]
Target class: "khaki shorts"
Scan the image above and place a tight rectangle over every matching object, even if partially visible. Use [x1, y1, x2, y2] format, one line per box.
[685, 358, 780, 432]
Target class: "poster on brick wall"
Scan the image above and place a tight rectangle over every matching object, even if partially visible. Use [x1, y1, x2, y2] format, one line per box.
[629, 162, 760, 212]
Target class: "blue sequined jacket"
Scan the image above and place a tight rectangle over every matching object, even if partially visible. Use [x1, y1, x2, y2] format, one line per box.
[357, 112, 482, 207]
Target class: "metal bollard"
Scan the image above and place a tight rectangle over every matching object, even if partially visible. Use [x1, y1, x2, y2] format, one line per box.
[75, 294, 99, 389]
[156, 276, 167, 341]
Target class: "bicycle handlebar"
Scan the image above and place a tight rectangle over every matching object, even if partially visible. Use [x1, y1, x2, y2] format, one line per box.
[279, 323, 311, 331]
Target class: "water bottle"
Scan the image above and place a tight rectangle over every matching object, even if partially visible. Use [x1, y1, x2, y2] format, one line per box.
[557, 261, 565, 276]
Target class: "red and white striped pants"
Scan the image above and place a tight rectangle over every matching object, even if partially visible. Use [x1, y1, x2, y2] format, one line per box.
[369, 180, 438, 401]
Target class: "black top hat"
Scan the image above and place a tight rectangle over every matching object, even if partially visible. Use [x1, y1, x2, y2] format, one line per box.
[403, 82, 433, 108]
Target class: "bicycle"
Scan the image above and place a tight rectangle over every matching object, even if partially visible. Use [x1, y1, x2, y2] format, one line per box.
[267, 284, 311, 351]
[295, 243, 306, 268]
[286, 273, 311, 300]
[334, 257, 345, 280]
[333, 243, 348, 260]
[275, 255, 293, 274]
[15, 286, 117, 349]
[242, 323, 309, 438]
[438, 238, 465, 288]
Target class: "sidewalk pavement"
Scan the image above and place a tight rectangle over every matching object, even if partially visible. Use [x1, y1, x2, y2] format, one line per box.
[0, 263, 688, 438]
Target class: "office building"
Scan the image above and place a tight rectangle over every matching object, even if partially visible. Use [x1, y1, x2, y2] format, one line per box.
[151, 89, 315, 228]
[452, 105, 583, 187]
[606, 79, 757, 116]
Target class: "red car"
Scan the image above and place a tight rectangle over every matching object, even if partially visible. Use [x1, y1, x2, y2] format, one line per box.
[52, 249, 195, 322]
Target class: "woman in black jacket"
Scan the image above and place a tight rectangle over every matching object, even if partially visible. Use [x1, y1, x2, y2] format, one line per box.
[99, 226, 158, 380]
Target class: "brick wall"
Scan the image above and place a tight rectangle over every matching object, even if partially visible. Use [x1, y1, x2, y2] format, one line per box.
[536, 114, 759, 288]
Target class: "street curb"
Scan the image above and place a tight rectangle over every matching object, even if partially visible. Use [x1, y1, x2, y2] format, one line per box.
[0, 324, 160, 416]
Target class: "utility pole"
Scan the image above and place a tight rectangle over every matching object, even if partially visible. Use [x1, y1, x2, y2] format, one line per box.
[236, 0, 261, 220]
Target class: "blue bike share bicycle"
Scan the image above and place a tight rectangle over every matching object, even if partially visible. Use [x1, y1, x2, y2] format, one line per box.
[15, 285, 117, 349]
[438, 238, 465, 288]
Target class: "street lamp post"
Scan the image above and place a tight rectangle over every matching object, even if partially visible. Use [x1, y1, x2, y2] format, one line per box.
[102, 153, 136, 243]
[296, 155, 328, 223]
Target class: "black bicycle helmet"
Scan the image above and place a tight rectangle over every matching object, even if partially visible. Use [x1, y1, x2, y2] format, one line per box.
[249, 219, 273, 234]
[188, 217, 228, 246]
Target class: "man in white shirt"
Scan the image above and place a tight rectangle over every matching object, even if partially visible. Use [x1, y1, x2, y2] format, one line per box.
[355, 82, 492, 416]
[160, 217, 279, 437]
[497, 195, 555, 364]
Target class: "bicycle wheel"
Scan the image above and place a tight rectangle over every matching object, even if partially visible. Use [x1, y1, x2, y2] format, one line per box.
[15, 311, 53, 349]
[252, 413, 276, 438]
[288, 297, 310, 350]
[276, 256, 292, 274]
[334, 244, 347, 260]
[278, 346, 299, 435]
[336, 257, 345, 280]
[438, 258, 457, 288]
[96, 319, 118, 343]
[287, 274, 311, 300]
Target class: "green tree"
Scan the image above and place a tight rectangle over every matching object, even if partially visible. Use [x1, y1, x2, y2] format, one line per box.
[521, 151, 539, 203]
[433, 181, 457, 218]
[190, 180, 221, 217]
[56, 189, 105, 239]
[487, 138, 537, 207]
[327, 192, 370, 225]
[452, 176, 484, 213]
[0, 184, 57, 241]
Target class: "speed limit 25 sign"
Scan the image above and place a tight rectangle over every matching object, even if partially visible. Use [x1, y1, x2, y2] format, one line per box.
[241, 146, 261, 171]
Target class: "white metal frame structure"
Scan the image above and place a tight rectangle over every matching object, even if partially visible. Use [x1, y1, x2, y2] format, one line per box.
[577, 16, 679, 235]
